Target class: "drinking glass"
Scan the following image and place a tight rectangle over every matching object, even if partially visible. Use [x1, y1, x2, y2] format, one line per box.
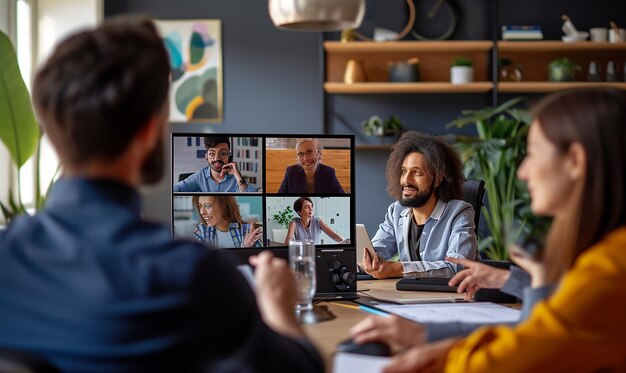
[289, 239, 316, 312]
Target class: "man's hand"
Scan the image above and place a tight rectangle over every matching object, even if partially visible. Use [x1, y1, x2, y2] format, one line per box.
[446, 257, 510, 301]
[220, 162, 243, 179]
[350, 315, 426, 349]
[243, 225, 263, 247]
[361, 248, 403, 279]
[249, 251, 303, 339]
[383, 337, 459, 373]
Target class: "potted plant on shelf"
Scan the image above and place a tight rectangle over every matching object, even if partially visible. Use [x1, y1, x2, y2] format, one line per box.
[362, 115, 405, 144]
[548, 58, 581, 82]
[271, 206, 295, 243]
[450, 56, 474, 84]
[447, 97, 545, 260]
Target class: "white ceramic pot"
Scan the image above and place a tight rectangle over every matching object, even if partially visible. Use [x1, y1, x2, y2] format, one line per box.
[451, 66, 474, 84]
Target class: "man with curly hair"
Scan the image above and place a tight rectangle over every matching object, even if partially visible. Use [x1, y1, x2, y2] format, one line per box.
[361, 131, 478, 279]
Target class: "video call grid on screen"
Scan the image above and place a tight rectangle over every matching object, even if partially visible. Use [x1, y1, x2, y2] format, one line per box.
[171, 133, 355, 251]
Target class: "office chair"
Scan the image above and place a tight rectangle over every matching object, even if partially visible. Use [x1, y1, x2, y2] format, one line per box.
[462, 179, 485, 236]
[178, 172, 194, 182]
[0, 348, 59, 373]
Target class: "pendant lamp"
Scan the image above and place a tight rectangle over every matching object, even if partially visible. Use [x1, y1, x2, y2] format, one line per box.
[268, 0, 365, 31]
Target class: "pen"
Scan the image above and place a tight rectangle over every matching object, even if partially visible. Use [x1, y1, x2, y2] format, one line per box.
[358, 305, 390, 318]
[330, 302, 360, 310]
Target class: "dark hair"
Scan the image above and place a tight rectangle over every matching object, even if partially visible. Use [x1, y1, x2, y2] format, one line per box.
[293, 197, 313, 216]
[532, 88, 626, 281]
[386, 131, 463, 202]
[204, 136, 230, 150]
[32, 16, 170, 166]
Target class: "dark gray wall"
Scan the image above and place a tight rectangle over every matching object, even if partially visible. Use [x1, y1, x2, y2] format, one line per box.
[105, 0, 323, 225]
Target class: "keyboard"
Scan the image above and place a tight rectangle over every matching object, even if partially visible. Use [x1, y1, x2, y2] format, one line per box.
[396, 277, 458, 292]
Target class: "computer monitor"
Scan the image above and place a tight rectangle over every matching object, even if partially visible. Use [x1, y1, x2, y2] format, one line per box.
[171, 134, 357, 299]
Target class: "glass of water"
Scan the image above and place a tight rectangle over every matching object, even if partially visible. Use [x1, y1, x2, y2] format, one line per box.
[289, 239, 316, 312]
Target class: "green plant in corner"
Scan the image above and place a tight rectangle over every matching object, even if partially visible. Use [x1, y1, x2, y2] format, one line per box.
[272, 206, 295, 229]
[0, 30, 58, 222]
[447, 97, 538, 260]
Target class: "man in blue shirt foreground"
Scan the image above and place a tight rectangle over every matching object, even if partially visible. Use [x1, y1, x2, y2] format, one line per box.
[361, 131, 479, 279]
[0, 16, 322, 373]
[174, 136, 258, 193]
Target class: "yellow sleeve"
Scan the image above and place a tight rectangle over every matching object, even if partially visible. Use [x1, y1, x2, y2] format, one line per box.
[445, 234, 626, 373]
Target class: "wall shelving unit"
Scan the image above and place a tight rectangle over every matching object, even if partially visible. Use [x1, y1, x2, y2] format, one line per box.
[324, 40, 626, 97]
[324, 41, 494, 94]
[497, 41, 626, 92]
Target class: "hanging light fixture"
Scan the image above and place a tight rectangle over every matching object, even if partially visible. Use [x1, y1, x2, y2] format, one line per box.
[268, 0, 365, 31]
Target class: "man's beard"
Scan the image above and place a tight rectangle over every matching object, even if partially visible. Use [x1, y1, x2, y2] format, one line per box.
[399, 180, 435, 208]
[209, 160, 225, 173]
[140, 136, 165, 185]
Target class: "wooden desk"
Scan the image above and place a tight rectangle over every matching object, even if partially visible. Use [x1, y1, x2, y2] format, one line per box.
[304, 279, 519, 371]
[303, 279, 397, 370]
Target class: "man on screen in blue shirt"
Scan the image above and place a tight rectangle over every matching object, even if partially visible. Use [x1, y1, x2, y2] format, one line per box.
[174, 136, 258, 192]
[360, 131, 479, 279]
[0, 16, 321, 373]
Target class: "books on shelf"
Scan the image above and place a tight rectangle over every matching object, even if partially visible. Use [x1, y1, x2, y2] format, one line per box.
[502, 25, 543, 40]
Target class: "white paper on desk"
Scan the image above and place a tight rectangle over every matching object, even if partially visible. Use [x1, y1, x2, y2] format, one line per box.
[377, 302, 520, 324]
[333, 352, 390, 373]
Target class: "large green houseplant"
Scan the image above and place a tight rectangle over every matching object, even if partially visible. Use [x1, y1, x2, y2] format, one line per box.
[447, 97, 536, 260]
[0, 30, 54, 221]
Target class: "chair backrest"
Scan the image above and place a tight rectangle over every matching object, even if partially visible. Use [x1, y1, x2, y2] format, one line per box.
[0, 348, 59, 373]
[462, 179, 485, 236]
[178, 172, 194, 182]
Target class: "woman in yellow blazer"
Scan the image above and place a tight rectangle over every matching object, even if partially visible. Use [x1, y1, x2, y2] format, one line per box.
[380, 88, 626, 373]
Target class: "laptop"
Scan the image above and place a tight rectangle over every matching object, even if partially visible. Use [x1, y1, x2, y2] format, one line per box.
[355, 224, 376, 280]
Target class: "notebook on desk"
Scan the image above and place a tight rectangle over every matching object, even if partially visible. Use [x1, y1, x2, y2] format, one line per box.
[357, 290, 465, 305]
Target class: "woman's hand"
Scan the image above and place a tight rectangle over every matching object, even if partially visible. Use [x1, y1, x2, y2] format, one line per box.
[350, 315, 426, 349]
[383, 337, 460, 373]
[243, 225, 263, 247]
[446, 257, 510, 301]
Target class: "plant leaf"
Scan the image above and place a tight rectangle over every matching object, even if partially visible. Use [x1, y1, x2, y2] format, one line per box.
[0, 31, 40, 168]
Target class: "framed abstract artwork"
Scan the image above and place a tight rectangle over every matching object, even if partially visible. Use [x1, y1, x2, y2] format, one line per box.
[156, 19, 223, 123]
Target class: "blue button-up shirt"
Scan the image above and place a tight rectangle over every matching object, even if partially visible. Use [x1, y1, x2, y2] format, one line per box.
[372, 199, 478, 276]
[174, 167, 258, 192]
[0, 178, 321, 373]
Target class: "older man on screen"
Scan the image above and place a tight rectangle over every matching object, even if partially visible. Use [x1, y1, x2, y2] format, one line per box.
[361, 131, 478, 279]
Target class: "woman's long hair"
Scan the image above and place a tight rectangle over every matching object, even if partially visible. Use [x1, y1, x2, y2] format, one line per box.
[192, 195, 243, 227]
[532, 88, 626, 281]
